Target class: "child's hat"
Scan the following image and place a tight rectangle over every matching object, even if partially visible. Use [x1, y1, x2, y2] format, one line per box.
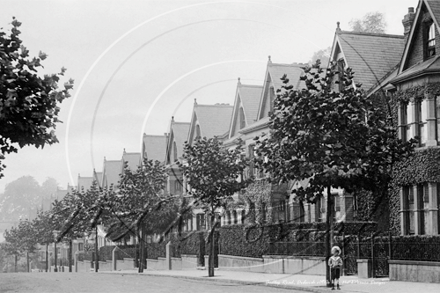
[331, 245, 341, 254]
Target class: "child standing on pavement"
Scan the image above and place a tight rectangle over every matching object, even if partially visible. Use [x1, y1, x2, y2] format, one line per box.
[328, 245, 343, 290]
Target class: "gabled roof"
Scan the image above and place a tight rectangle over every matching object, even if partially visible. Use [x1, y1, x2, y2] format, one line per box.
[56, 188, 68, 200]
[93, 171, 103, 188]
[142, 134, 167, 163]
[256, 60, 306, 120]
[77, 175, 94, 192]
[396, 0, 440, 81]
[187, 101, 233, 143]
[165, 117, 190, 164]
[393, 55, 440, 83]
[331, 30, 405, 91]
[122, 150, 141, 172]
[228, 79, 263, 138]
[102, 159, 123, 189]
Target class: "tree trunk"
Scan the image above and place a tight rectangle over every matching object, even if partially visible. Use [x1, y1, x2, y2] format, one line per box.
[26, 251, 29, 272]
[133, 233, 138, 268]
[142, 225, 147, 270]
[68, 239, 72, 272]
[14, 254, 17, 273]
[95, 226, 99, 272]
[325, 186, 333, 287]
[208, 213, 215, 277]
[137, 230, 143, 273]
[45, 243, 49, 272]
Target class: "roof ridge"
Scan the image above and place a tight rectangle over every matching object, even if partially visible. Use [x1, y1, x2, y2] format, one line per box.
[338, 30, 404, 39]
[172, 121, 191, 125]
[143, 134, 166, 138]
[239, 84, 263, 88]
[196, 104, 233, 108]
[269, 62, 307, 67]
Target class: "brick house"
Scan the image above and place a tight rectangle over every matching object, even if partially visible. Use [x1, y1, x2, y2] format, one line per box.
[386, 0, 440, 236]
[328, 16, 407, 231]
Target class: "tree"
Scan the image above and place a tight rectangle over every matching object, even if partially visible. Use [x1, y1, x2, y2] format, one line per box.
[349, 12, 386, 33]
[179, 137, 251, 277]
[0, 176, 41, 221]
[3, 226, 22, 272]
[51, 183, 102, 272]
[33, 210, 57, 272]
[0, 17, 73, 177]
[309, 46, 331, 67]
[254, 62, 415, 286]
[114, 159, 174, 273]
[3, 219, 38, 272]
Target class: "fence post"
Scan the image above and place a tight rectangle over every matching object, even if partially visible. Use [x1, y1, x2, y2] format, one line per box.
[388, 232, 392, 261]
[342, 232, 345, 276]
[357, 232, 360, 259]
[371, 233, 375, 278]
[112, 247, 118, 271]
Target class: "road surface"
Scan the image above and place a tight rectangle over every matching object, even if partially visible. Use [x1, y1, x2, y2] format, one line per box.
[0, 272, 307, 293]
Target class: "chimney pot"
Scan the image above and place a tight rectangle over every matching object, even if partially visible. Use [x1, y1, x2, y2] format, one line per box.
[402, 7, 415, 37]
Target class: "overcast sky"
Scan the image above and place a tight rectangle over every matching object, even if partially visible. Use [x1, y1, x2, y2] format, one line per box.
[0, 0, 417, 192]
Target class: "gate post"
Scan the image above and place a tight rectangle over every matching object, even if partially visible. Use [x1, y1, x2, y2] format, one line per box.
[357, 232, 360, 259]
[370, 233, 375, 278]
[342, 232, 345, 276]
[388, 232, 392, 261]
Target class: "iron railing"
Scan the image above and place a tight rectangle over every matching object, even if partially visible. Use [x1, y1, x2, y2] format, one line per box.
[268, 241, 325, 256]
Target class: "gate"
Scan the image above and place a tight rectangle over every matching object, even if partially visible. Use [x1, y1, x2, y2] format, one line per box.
[342, 232, 390, 277]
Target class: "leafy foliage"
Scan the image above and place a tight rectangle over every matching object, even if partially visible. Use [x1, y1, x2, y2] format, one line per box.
[104, 159, 176, 241]
[254, 61, 416, 202]
[3, 219, 38, 257]
[349, 12, 387, 33]
[309, 46, 331, 67]
[179, 137, 251, 211]
[0, 18, 73, 177]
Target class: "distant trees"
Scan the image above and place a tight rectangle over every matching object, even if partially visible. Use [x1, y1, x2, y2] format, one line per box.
[3, 219, 38, 272]
[309, 46, 331, 67]
[349, 12, 387, 33]
[0, 176, 60, 222]
[0, 18, 73, 177]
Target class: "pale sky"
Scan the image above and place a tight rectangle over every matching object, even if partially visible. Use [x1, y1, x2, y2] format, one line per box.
[0, 0, 417, 192]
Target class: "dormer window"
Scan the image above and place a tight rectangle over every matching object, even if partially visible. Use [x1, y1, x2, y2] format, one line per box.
[337, 58, 346, 92]
[239, 107, 246, 129]
[426, 22, 436, 58]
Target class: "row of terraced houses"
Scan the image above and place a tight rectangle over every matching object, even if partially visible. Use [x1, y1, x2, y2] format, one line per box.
[47, 0, 440, 281]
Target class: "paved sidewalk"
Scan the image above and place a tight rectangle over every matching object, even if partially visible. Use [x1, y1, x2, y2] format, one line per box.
[103, 268, 440, 293]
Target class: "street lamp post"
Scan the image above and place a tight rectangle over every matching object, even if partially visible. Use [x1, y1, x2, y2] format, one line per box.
[53, 230, 59, 273]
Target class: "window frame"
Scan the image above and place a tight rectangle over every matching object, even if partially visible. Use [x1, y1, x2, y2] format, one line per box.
[426, 22, 436, 59]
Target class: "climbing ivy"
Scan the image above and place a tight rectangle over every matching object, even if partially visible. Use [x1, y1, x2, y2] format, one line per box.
[393, 147, 440, 185]
[395, 82, 440, 104]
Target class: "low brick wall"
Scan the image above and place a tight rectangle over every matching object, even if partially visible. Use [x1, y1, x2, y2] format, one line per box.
[146, 259, 159, 270]
[76, 260, 92, 272]
[171, 258, 182, 270]
[389, 260, 440, 283]
[116, 258, 135, 271]
[218, 254, 264, 273]
[181, 255, 198, 269]
[158, 257, 167, 270]
[99, 261, 111, 271]
[263, 255, 284, 274]
[217, 255, 325, 275]
[284, 256, 325, 275]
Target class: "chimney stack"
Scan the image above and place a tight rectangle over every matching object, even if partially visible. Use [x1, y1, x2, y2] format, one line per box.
[402, 7, 415, 37]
